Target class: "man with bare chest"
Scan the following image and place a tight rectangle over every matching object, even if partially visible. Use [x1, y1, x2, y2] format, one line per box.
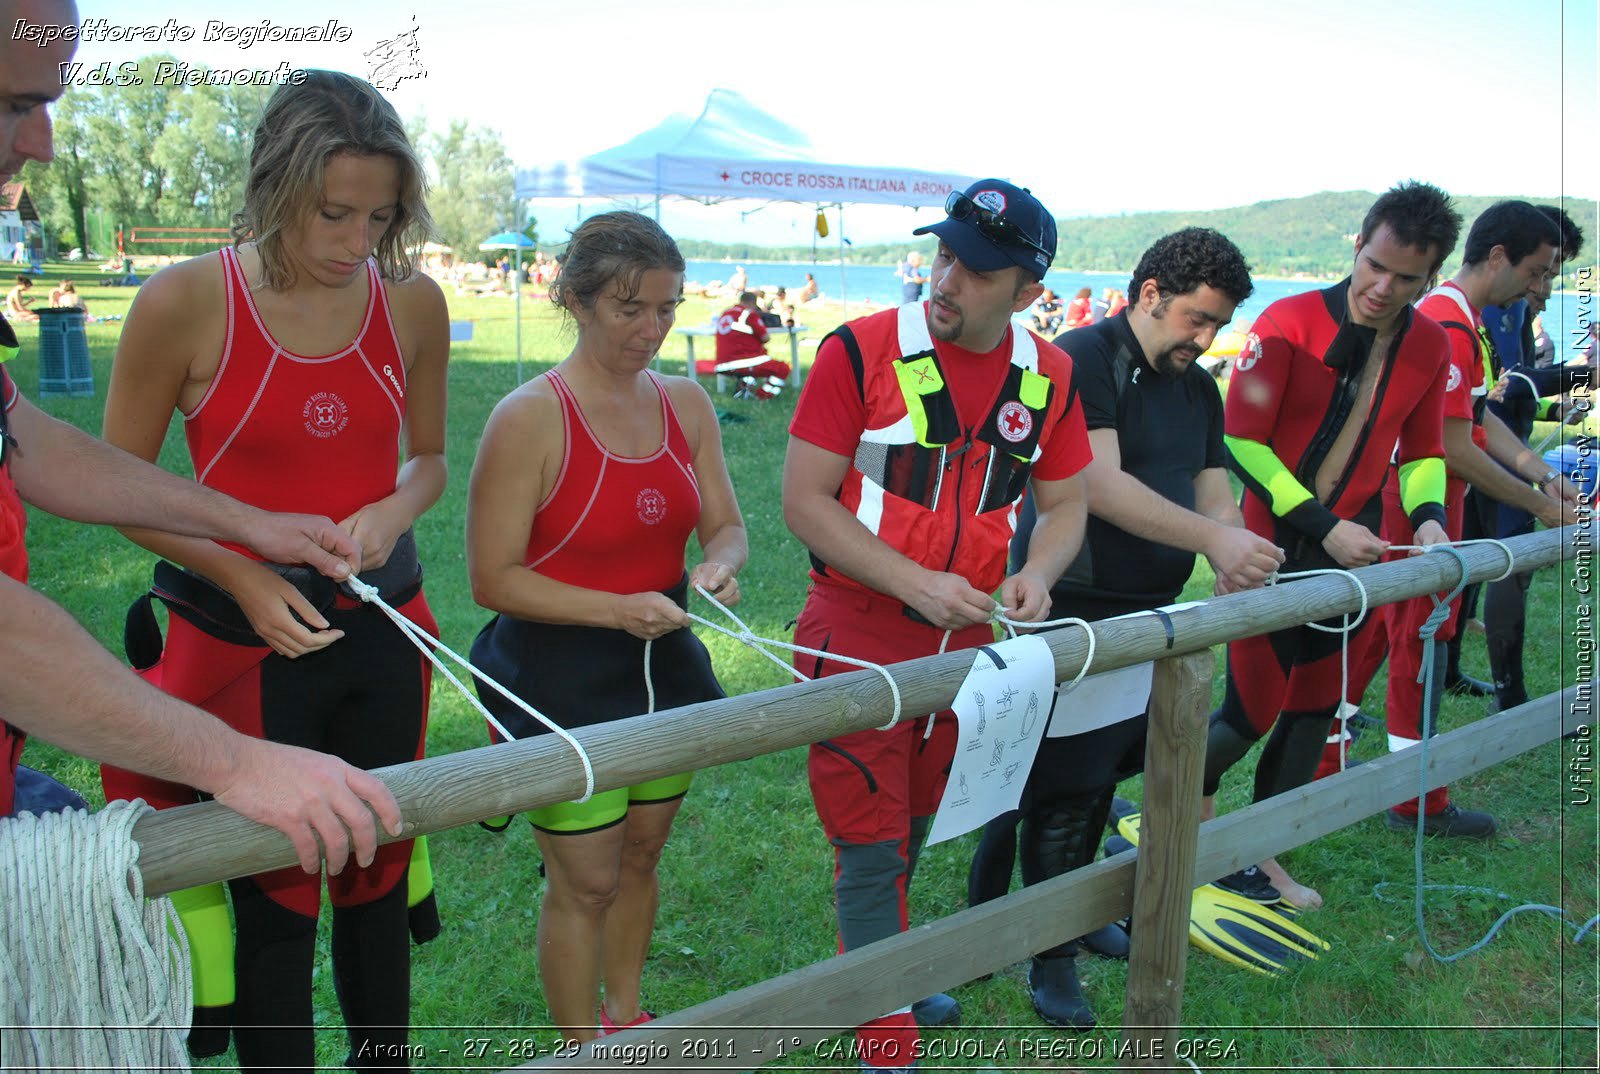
[1201, 182, 1460, 908]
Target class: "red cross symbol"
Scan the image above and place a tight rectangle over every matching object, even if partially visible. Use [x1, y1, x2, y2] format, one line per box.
[1004, 408, 1028, 435]
[720, 170, 730, 182]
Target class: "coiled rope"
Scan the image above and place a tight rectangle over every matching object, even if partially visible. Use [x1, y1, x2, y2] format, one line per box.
[0, 799, 192, 1071]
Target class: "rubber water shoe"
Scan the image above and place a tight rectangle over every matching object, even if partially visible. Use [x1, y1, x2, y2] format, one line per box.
[1028, 954, 1096, 1029]
[1386, 802, 1496, 839]
[910, 992, 961, 1027]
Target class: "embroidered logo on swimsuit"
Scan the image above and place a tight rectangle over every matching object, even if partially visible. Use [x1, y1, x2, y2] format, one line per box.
[635, 487, 667, 525]
[973, 189, 1007, 214]
[302, 391, 350, 439]
[1446, 363, 1463, 392]
[1234, 332, 1261, 372]
[381, 363, 404, 397]
[996, 400, 1033, 443]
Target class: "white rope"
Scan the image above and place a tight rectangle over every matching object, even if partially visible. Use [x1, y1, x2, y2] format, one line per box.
[994, 609, 1099, 694]
[1269, 566, 1370, 633]
[688, 586, 1107, 739]
[0, 799, 192, 1071]
[1503, 369, 1595, 454]
[1264, 566, 1368, 771]
[1266, 538, 1518, 772]
[1388, 537, 1516, 583]
[1534, 398, 1588, 453]
[345, 579, 596, 802]
[690, 584, 907, 730]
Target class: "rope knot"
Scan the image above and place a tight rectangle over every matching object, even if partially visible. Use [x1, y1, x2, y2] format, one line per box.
[343, 576, 379, 602]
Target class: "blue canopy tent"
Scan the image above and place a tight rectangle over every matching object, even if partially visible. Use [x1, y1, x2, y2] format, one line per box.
[514, 89, 975, 307]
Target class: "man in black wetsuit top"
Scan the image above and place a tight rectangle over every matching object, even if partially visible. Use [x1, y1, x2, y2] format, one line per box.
[967, 228, 1279, 1029]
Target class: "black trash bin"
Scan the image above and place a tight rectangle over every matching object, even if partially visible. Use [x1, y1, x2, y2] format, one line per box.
[35, 306, 94, 398]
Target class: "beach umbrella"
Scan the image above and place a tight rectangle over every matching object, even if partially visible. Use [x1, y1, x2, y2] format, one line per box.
[479, 230, 539, 382]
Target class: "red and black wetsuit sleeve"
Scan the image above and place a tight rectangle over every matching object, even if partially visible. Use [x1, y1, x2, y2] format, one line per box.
[1391, 345, 1449, 533]
[1222, 313, 1343, 543]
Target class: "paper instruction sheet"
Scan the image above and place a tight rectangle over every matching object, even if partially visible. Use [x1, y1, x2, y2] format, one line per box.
[926, 634, 1056, 846]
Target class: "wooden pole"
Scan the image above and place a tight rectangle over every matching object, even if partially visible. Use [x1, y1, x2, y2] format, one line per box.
[1123, 649, 1213, 1064]
[132, 526, 1575, 895]
[512, 688, 1582, 1070]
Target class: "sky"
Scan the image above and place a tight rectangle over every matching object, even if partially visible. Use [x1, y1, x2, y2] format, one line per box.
[58, 0, 1600, 247]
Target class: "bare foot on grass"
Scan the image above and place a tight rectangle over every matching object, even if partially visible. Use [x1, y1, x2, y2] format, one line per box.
[1260, 856, 1323, 910]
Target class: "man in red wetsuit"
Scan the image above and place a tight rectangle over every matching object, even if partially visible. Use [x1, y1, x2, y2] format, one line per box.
[1372, 200, 1578, 837]
[784, 179, 1091, 1071]
[1204, 181, 1460, 909]
[0, 0, 399, 868]
[712, 290, 790, 394]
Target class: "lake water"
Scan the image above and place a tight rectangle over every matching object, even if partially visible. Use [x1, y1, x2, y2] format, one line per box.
[686, 258, 1593, 363]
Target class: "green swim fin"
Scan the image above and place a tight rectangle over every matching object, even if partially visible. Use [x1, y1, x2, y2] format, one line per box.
[1188, 884, 1329, 976]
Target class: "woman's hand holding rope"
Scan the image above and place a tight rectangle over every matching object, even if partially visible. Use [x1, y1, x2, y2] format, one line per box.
[906, 569, 1000, 629]
[1404, 519, 1450, 553]
[338, 499, 412, 573]
[688, 560, 740, 608]
[613, 592, 691, 642]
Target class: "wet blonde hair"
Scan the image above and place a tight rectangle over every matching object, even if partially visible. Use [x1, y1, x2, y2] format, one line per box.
[231, 70, 434, 290]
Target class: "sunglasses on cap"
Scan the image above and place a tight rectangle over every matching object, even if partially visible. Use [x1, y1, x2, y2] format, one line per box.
[944, 191, 1051, 263]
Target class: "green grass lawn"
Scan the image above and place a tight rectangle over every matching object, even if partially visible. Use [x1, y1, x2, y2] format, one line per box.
[11, 264, 1598, 1071]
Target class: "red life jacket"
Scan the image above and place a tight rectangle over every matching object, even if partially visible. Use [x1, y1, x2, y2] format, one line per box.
[815, 304, 1072, 595]
[1418, 282, 1493, 456]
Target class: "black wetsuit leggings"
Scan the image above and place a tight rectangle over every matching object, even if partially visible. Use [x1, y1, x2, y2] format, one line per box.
[967, 599, 1148, 956]
[214, 597, 432, 1071]
[1475, 492, 1536, 705]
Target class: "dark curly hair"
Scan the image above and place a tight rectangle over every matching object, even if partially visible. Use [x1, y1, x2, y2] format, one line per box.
[1127, 228, 1253, 307]
[1358, 181, 1461, 274]
[1463, 200, 1561, 268]
[1537, 204, 1585, 261]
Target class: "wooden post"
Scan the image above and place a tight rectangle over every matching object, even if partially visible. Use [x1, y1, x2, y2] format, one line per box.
[1124, 649, 1214, 1067]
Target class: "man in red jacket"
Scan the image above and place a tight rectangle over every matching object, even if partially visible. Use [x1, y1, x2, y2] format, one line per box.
[783, 179, 1091, 1071]
[1205, 181, 1459, 909]
[713, 291, 790, 397]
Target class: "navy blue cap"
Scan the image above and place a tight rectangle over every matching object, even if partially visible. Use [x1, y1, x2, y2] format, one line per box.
[913, 179, 1056, 280]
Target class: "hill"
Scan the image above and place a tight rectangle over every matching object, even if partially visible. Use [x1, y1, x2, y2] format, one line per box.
[1055, 190, 1590, 278]
[682, 190, 1596, 278]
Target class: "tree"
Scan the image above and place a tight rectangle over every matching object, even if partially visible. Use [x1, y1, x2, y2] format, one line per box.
[82, 56, 183, 227]
[422, 121, 519, 259]
[152, 82, 270, 230]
